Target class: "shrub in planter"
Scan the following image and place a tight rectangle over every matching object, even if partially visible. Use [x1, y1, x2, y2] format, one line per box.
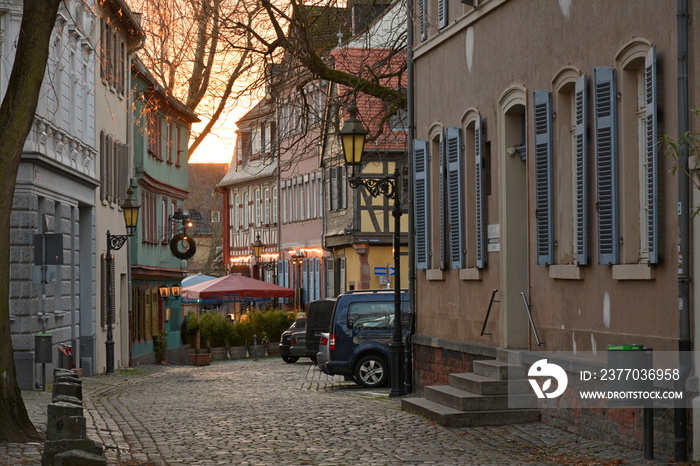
[153, 333, 168, 363]
[263, 310, 296, 343]
[234, 318, 255, 346]
[199, 312, 229, 348]
[220, 319, 245, 359]
[185, 312, 199, 345]
[227, 324, 246, 347]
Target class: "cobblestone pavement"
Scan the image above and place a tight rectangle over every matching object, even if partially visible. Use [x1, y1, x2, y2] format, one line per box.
[2, 356, 674, 465]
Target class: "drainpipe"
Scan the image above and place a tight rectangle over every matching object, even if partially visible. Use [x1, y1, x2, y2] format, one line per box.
[320, 81, 335, 297]
[406, 0, 415, 394]
[675, 0, 690, 461]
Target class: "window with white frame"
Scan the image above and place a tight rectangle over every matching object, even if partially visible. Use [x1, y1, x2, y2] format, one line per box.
[311, 178, 316, 218]
[328, 166, 347, 211]
[547, 72, 589, 267]
[318, 175, 323, 216]
[299, 178, 305, 220]
[388, 106, 408, 132]
[171, 201, 177, 237]
[251, 127, 261, 156]
[254, 188, 261, 226]
[272, 187, 278, 223]
[243, 191, 249, 229]
[264, 188, 270, 224]
[616, 44, 658, 266]
[100, 17, 126, 95]
[233, 192, 240, 230]
[281, 183, 287, 223]
[161, 198, 168, 243]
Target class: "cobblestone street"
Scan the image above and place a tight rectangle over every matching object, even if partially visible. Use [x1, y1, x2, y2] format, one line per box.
[3, 357, 671, 465]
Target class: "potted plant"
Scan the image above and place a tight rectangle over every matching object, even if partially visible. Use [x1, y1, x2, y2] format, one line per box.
[200, 312, 229, 360]
[153, 333, 168, 364]
[186, 312, 210, 366]
[227, 322, 247, 359]
[262, 309, 295, 356]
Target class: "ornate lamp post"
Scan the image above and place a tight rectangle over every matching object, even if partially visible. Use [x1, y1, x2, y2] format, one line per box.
[105, 187, 140, 373]
[339, 102, 405, 397]
[252, 234, 277, 283]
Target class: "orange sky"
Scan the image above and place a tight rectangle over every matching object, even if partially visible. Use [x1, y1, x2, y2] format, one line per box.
[188, 108, 243, 164]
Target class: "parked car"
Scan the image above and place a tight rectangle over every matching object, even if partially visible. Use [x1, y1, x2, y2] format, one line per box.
[288, 329, 307, 360]
[316, 332, 330, 373]
[279, 318, 306, 363]
[305, 299, 335, 362]
[324, 289, 410, 388]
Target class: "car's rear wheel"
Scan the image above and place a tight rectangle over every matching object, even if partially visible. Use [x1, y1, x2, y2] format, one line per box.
[354, 355, 389, 388]
[282, 354, 299, 363]
[309, 354, 318, 363]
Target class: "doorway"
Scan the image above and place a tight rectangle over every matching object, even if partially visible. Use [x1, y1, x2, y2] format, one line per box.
[498, 88, 529, 349]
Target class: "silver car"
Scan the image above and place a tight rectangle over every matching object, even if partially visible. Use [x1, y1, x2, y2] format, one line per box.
[316, 332, 330, 373]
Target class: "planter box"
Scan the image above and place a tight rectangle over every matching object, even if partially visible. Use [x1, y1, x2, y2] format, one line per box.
[265, 343, 281, 356]
[248, 345, 266, 359]
[229, 346, 247, 359]
[189, 353, 211, 366]
[210, 347, 228, 360]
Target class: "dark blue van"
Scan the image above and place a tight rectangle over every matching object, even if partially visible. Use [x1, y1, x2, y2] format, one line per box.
[324, 289, 410, 388]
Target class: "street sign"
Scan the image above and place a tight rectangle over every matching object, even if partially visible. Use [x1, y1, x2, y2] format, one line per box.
[373, 266, 395, 276]
[34, 233, 64, 265]
[32, 265, 56, 284]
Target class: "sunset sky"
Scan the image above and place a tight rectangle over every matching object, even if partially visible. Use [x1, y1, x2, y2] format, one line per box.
[188, 107, 243, 164]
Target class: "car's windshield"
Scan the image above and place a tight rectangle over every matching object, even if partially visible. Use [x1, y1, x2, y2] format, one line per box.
[290, 319, 306, 330]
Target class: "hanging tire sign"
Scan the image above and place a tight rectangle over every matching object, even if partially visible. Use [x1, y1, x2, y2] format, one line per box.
[170, 234, 196, 259]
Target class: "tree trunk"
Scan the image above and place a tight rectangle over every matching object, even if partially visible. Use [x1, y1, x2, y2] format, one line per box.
[0, 0, 62, 442]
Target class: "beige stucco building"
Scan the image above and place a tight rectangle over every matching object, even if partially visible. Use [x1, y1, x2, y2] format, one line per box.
[410, 0, 698, 456]
[94, 0, 144, 374]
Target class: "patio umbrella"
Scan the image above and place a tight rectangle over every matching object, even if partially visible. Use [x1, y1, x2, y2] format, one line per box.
[182, 274, 295, 301]
[182, 273, 218, 288]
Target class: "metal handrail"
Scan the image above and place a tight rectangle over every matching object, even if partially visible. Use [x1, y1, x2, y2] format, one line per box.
[480, 289, 498, 336]
[521, 292, 544, 346]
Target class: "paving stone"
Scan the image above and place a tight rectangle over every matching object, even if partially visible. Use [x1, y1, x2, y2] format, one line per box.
[2, 357, 674, 465]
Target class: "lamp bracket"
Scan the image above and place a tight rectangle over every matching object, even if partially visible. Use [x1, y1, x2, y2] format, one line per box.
[261, 261, 277, 271]
[349, 175, 398, 200]
[107, 231, 129, 253]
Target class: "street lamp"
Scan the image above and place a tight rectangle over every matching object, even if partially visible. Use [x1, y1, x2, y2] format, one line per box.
[105, 187, 140, 374]
[159, 284, 182, 303]
[252, 234, 277, 283]
[339, 102, 405, 397]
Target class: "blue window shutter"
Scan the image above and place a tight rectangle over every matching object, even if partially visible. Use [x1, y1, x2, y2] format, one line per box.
[594, 66, 619, 265]
[285, 260, 290, 288]
[438, 0, 448, 29]
[314, 259, 321, 300]
[446, 126, 463, 269]
[419, 0, 428, 42]
[302, 259, 308, 305]
[534, 90, 554, 266]
[439, 131, 446, 270]
[645, 46, 659, 264]
[475, 115, 486, 269]
[574, 74, 589, 266]
[413, 139, 429, 269]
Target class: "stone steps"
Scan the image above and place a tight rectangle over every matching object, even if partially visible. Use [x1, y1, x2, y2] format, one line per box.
[401, 397, 540, 428]
[401, 354, 540, 427]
